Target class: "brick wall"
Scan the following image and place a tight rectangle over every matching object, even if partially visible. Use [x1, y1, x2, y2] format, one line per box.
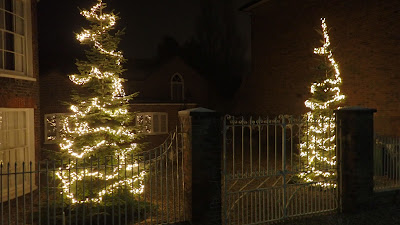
[236, 0, 400, 136]
[40, 72, 75, 114]
[39, 72, 76, 152]
[0, 77, 40, 158]
[31, 0, 40, 161]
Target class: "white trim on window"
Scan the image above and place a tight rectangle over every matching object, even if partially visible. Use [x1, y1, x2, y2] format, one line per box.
[0, 72, 36, 81]
[0, 107, 36, 202]
[136, 112, 168, 135]
[0, 0, 35, 80]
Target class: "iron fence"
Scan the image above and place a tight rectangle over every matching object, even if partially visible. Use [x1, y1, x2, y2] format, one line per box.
[0, 130, 186, 225]
[374, 135, 400, 191]
[223, 115, 338, 225]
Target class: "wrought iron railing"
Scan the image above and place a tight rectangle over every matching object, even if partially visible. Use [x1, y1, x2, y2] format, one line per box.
[0, 130, 186, 225]
[374, 135, 400, 191]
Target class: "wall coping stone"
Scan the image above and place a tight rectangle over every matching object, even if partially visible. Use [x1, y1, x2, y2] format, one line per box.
[335, 106, 377, 112]
[178, 107, 216, 116]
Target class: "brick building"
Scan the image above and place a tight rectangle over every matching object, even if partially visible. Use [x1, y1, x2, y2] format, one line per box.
[127, 56, 209, 148]
[0, 0, 40, 198]
[236, 0, 400, 136]
[41, 56, 209, 150]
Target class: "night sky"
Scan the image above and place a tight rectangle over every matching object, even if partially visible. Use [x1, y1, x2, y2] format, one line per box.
[37, 0, 251, 75]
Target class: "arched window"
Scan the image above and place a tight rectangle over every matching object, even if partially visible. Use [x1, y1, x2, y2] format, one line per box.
[171, 73, 184, 101]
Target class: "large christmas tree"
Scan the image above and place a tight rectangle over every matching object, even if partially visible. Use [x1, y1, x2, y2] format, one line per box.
[299, 18, 345, 187]
[56, 0, 145, 204]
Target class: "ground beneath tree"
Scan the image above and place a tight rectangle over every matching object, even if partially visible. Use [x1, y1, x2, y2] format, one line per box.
[281, 205, 400, 225]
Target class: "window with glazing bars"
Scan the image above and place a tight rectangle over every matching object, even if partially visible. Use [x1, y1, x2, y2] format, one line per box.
[0, 108, 35, 201]
[136, 112, 168, 134]
[0, 0, 25, 73]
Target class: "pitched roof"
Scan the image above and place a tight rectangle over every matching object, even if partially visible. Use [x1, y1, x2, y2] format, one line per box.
[127, 56, 196, 81]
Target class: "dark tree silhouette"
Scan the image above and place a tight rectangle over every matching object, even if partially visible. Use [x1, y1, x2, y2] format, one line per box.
[156, 36, 181, 62]
[182, 0, 248, 99]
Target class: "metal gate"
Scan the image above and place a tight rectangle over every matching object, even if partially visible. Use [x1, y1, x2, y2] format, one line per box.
[222, 115, 338, 224]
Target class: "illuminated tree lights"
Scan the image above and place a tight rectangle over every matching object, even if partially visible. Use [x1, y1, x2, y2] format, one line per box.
[56, 0, 144, 204]
[299, 18, 345, 188]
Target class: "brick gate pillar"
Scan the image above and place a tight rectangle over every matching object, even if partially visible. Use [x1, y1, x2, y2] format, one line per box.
[178, 107, 222, 225]
[335, 106, 377, 213]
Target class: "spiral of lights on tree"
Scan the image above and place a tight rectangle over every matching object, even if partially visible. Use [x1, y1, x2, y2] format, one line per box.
[298, 18, 345, 188]
[56, 0, 145, 204]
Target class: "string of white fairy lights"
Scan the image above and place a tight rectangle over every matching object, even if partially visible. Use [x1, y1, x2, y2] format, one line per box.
[299, 18, 345, 188]
[56, 0, 145, 204]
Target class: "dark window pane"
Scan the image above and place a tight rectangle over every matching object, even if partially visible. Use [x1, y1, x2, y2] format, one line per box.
[4, 0, 11, 11]
[5, 51, 14, 70]
[5, 31, 13, 51]
[0, 11, 4, 29]
[5, 11, 13, 32]
[0, 31, 3, 49]
[0, 50, 3, 69]
[172, 74, 182, 82]
[172, 83, 183, 101]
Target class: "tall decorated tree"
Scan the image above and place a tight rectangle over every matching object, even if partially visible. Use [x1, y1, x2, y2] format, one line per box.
[299, 18, 345, 187]
[56, 0, 145, 204]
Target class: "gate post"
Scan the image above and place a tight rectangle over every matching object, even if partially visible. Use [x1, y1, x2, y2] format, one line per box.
[179, 107, 221, 225]
[335, 106, 377, 213]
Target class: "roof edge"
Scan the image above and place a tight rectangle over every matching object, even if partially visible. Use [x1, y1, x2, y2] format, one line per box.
[239, 0, 272, 12]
